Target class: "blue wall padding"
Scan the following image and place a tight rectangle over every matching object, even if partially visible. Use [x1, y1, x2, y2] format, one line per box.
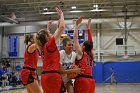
[92, 62, 103, 83]
[92, 61, 140, 83]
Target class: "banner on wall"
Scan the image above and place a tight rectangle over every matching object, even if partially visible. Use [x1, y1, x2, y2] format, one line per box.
[8, 35, 19, 57]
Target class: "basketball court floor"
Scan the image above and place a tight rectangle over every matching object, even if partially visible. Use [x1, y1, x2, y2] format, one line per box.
[1, 83, 140, 93]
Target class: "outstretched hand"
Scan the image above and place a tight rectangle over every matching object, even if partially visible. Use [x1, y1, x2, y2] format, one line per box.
[55, 7, 63, 17]
[76, 16, 82, 26]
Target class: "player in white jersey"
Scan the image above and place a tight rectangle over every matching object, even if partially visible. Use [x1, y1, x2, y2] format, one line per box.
[60, 37, 81, 93]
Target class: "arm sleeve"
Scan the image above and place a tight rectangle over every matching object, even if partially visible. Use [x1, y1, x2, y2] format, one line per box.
[86, 28, 93, 42]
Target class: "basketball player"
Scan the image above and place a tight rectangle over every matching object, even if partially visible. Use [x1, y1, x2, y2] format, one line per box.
[86, 18, 95, 60]
[47, 21, 81, 93]
[20, 33, 42, 93]
[60, 37, 81, 93]
[35, 7, 65, 93]
[73, 17, 95, 93]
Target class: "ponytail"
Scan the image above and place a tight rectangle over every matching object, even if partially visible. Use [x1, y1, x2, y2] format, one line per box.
[83, 41, 93, 60]
[35, 29, 49, 47]
[24, 34, 33, 45]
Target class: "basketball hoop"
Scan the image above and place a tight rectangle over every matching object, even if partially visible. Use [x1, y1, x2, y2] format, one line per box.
[116, 45, 135, 57]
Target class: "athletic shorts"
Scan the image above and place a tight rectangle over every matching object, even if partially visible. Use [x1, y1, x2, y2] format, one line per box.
[20, 69, 37, 85]
[41, 72, 65, 93]
[74, 77, 95, 93]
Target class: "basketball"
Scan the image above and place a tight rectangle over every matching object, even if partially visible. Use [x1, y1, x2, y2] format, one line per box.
[67, 64, 79, 79]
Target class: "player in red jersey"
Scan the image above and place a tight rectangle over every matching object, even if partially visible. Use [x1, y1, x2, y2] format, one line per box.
[35, 7, 65, 93]
[86, 18, 95, 63]
[73, 17, 95, 93]
[20, 33, 42, 93]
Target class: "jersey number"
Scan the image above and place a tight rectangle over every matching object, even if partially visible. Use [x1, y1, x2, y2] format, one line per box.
[86, 58, 93, 66]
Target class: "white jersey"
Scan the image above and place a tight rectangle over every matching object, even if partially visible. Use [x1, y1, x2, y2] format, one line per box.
[60, 50, 76, 70]
[59, 50, 76, 84]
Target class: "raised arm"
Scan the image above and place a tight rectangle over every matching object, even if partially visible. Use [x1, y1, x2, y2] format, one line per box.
[46, 20, 53, 38]
[86, 18, 93, 42]
[86, 18, 95, 59]
[28, 33, 38, 53]
[73, 16, 83, 60]
[28, 43, 38, 53]
[47, 21, 52, 31]
[53, 7, 65, 42]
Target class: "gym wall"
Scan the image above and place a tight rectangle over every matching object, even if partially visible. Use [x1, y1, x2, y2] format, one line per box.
[93, 61, 140, 83]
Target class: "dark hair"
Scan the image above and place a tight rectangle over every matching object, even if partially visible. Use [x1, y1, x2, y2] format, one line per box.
[62, 37, 71, 47]
[83, 41, 93, 60]
[35, 29, 49, 47]
[24, 34, 33, 45]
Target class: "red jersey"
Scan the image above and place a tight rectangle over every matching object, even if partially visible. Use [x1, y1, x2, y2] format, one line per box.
[41, 36, 60, 71]
[23, 44, 38, 68]
[75, 52, 93, 76]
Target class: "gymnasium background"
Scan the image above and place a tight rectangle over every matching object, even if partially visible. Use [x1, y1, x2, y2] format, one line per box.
[0, 18, 140, 83]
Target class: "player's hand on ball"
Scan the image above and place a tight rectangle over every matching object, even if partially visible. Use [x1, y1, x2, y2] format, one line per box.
[67, 64, 81, 79]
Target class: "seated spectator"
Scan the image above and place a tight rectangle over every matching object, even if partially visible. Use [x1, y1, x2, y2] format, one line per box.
[2, 73, 9, 87]
[9, 72, 18, 87]
[17, 73, 22, 85]
[0, 66, 4, 77]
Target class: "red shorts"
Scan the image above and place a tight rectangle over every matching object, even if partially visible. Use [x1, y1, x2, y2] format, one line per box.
[41, 73, 63, 93]
[74, 77, 95, 93]
[20, 69, 37, 85]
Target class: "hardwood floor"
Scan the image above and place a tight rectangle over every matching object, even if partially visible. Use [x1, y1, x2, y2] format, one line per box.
[1, 83, 140, 93]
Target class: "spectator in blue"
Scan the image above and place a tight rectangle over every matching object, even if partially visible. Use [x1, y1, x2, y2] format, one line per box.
[0, 65, 4, 86]
[16, 64, 22, 71]
[0, 65, 4, 77]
